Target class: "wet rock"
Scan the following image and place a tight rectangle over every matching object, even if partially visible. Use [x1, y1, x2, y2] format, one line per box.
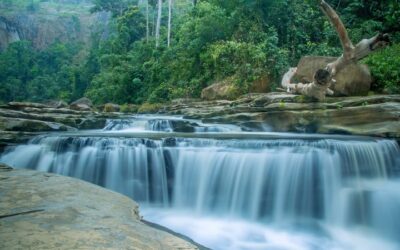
[77, 118, 107, 130]
[0, 131, 41, 151]
[0, 117, 76, 132]
[0, 168, 199, 250]
[251, 92, 300, 107]
[0, 163, 13, 171]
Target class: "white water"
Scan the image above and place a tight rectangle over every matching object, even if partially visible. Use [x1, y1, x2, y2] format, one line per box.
[1, 127, 400, 249]
[103, 115, 242, 133]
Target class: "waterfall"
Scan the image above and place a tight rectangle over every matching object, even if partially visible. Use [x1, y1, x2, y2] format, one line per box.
[1, 134, 400, 249]
[103, 115, 242, 132]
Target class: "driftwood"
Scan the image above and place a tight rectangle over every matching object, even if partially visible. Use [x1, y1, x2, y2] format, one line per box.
[282, 0, 390, 101]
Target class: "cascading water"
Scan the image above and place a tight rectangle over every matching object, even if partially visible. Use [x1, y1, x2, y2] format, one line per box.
[103, 115, 242, 133]
[1, 118, 400, 250]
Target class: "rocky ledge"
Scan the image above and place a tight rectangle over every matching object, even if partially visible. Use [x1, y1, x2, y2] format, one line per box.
[0, 164, 199, 250]
[163, 93, 400, 139]
[0, 101, 124, 150]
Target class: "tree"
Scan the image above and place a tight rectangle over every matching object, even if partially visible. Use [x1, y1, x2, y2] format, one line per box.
[146, 0, 150, 42]
[155, 0, 163, 47]
[167, 0, 173, 47]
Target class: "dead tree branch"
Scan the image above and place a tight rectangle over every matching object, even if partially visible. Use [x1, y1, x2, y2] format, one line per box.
[281, 0, 390, 101]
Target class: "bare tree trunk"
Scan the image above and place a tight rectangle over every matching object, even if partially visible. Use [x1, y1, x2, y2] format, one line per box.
[167, 0, 172, 47]
[281, 0, 390, 101]
[155, 0, 162, 47]
[146, 0, 149, 43]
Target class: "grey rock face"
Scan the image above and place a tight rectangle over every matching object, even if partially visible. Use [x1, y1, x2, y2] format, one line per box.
[0, 17, 20, 51]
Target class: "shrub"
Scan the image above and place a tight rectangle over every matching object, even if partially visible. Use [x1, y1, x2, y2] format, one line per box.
[364, 43, 400, 94]
[138, 103, 163, 114]
[103, 103, 119, 112]
[120, 103, 138, 113]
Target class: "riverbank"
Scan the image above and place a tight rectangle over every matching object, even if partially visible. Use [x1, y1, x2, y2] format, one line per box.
[0, 93, 399, 150]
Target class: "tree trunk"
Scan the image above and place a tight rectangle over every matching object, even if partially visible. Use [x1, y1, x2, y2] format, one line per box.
[167, 0, 172, 47]
[146, 0, 149, 42]
[281, 0, 390, 101]
[155, 0, 162, 47]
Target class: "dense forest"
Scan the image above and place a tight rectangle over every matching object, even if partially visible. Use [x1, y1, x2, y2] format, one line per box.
[0, 0, 399, 105]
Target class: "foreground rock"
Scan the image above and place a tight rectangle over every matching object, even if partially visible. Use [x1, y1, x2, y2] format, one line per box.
[0, 165, 199, 250]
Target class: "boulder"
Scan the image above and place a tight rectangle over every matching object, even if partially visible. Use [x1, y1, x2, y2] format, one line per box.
[0, 166, 199, 250]
[295, 56, 372, 96]
[46, 100, 68, 109]
[77, 118, 107, 130]
[70, 97, 94, 111]
[103, 103, 120, 112]
[333, 63, 372, 96]
[201, 81, 239, 101]
[202, 75, 271, 101]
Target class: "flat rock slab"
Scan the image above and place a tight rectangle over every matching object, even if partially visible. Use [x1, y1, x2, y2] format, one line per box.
[0, 166, 198, 250]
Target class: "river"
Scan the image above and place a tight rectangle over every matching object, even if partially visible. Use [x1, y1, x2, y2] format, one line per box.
[1, 115, 400, 250]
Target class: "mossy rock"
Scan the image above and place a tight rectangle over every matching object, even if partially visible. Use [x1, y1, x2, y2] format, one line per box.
[138, 103, 163, 113]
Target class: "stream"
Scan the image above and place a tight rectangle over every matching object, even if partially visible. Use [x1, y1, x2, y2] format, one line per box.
[1, 115, 400, 250]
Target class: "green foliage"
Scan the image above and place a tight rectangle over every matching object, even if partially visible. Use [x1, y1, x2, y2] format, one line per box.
[0, 41, 86, 103]
[90, 0, 136, 17]
[1, 0, 399, 105]
[364, 44, 400, 94]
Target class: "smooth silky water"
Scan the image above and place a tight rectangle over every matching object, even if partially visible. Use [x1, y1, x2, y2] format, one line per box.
[1, 116, 400, 250]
